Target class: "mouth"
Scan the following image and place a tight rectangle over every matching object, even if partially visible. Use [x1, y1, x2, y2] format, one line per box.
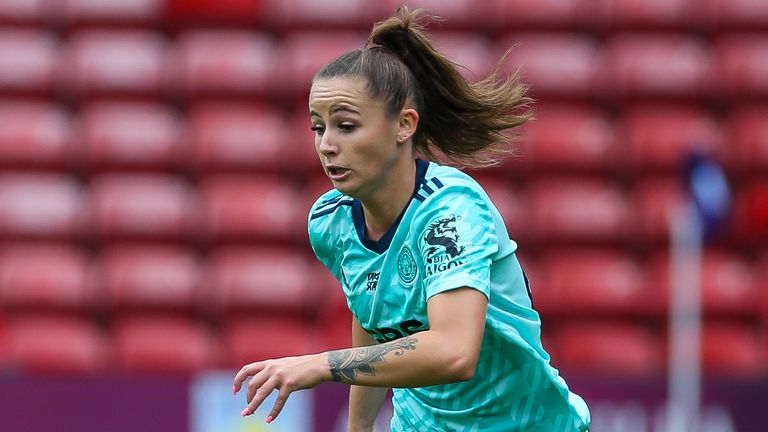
[327, 166, 351, 181]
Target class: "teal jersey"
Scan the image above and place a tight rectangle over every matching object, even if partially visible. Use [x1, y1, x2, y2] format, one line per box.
[308, 160, 590, 432]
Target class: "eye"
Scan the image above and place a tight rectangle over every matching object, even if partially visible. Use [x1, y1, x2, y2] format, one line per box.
[310, 125, 325, 135]
[338, 123, 356, 132]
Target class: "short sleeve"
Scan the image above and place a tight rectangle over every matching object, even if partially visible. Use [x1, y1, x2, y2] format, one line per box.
[307, 193, 343, 280]
[414, 184, 498, 300]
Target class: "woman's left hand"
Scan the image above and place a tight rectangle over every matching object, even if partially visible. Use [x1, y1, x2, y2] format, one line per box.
[233, 353, 329, 423]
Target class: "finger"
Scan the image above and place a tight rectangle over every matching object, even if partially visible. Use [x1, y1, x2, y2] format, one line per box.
[242, 378, 278, 417]
[233, 363, 264, 395]
[246, 371, 271, 405]
[266, 385, 292, 424]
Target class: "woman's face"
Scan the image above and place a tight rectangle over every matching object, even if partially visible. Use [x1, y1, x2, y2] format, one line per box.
[309, 76, 405, 199]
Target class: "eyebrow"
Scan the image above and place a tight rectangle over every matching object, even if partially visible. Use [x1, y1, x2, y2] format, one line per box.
[309, 105, 360, 117]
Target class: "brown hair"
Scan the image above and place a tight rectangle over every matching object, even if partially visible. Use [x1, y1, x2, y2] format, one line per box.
[313, 6, 533, 169]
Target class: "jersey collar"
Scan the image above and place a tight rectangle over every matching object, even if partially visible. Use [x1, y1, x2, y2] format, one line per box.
[352, 158, 429, 254]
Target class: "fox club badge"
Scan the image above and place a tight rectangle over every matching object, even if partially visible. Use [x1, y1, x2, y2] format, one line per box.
[397, 245, 418, 286]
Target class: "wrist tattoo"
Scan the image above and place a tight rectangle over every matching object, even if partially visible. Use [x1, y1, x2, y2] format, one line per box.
[328, 336, 417, 383]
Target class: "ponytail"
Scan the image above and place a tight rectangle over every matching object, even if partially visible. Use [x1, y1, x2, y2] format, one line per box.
[314, 6, 532, 169]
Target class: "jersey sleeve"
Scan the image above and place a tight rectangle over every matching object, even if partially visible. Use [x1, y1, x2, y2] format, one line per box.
[413, 184, 499, 300]
[307, 191, 343, 280]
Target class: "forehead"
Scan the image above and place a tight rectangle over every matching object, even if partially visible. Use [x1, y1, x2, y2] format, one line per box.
[309, 76, 375, 114]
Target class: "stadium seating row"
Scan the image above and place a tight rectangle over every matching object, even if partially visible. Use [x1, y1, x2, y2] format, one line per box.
[1, 100, 766, 177]
[0, 242, 765, 318]
[548, 321, 767, 377]
[1, 171, 765, 247]
[1, 0, 767, 32]
[0, 28, 766, 103]
[0, 312, 764, 376]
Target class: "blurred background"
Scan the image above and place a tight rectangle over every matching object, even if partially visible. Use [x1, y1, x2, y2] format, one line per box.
[0, 0, 765, 431]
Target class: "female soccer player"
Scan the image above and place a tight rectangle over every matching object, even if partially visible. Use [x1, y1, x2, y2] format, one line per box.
[233, 7, 591, 431]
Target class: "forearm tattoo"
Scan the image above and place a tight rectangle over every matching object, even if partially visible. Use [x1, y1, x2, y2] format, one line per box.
[328, 336, 417, 383]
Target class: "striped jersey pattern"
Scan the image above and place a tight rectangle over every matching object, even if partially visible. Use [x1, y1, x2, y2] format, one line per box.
[308, 159, 590, 431]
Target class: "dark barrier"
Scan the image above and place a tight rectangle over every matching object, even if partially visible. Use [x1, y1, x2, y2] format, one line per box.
[0, 374, 189, 432]
[314, 376, 768, 432]
[2, 374, 766, 431]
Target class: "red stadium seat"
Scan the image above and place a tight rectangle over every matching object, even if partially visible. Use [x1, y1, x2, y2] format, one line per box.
[382, 0, 492, 30]
[618, 105, 722, 173]
[89, 174, 196, 242]
[58, 30, 168, 100]
[0, 29, 58, 95]
[166, 0, 268, 27]
[497, 33, 600, 100]
[554, 322, 662, 376]
[187, 103, 301, 175]
[596, 0, 703, 31]
[170, 30, 276, 100]
[432, 32, 494, 81]
[0, 173, 86, 240]
[701, 323, 763, 376]
[0, 243, 94, 312]
[0, 315, 6, 367]
[5, 314, 108, 374]
[56, 0, 163, 27]
[206, 246, 319, 315]
[518, 104, 617, 174]
[492, 0, 590, 31]
[113, 315, 217, 373]
[712, 35, 768, 102]
[730, 180, 768, 245]
[314, 263, 351, 351]
[0, 101, 75, 170]
[99, 245, 202, 313]
[601, 34, 713, 101]
[301, 175, 337, 220]
[528, 178, 630, 244]
[644, 250, 758, 316]
[276, 31, 367, 100]
[199, 175, 303, 244]
[268, 0, 385, 30]
[536, 249, 647, 316]
[705, 0, 768, 31]
[288, 106, 329, 178]
[726, 106, 768, 174]
[223, 316, 316, 367]
[0, 0, 50, 25]
[761, 252, 768, 320]
[632, 177, 686, 245]
[77, 101, 183, 172]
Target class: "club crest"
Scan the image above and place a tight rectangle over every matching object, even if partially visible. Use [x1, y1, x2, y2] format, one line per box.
[397, 246, 418, 286]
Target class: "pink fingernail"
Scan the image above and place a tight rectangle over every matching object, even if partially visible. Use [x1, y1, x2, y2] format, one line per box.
[240, 408, 249, 416]
[232, 385, 237, 395]
[266, 416, 273, 423]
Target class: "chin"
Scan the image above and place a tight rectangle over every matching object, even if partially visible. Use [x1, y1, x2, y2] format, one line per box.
[331, 180, 361, 198]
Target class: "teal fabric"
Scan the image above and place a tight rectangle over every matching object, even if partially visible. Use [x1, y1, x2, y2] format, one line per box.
[308, 160, 590, 431]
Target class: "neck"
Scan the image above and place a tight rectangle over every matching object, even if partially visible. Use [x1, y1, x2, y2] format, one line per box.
[360, 157, 418, 241]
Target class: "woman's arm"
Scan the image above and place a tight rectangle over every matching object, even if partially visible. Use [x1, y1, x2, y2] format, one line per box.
[233, 287, 487, 422]
[348, 318, 388, 432]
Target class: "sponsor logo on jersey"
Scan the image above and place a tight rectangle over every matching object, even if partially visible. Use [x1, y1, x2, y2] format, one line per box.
[397, 246, 418, 286]
[423, 215, 465, 277]
[365, 271, 380, 292]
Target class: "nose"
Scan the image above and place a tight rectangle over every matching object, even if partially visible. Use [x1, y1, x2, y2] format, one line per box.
[317, 131, 338, 157]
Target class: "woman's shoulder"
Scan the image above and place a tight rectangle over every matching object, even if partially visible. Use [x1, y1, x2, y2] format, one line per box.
[421, 161, 488, 200]
[307, 188, 354, 229]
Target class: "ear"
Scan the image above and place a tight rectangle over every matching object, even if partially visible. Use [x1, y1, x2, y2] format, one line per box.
[396, 108, 419, 144]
